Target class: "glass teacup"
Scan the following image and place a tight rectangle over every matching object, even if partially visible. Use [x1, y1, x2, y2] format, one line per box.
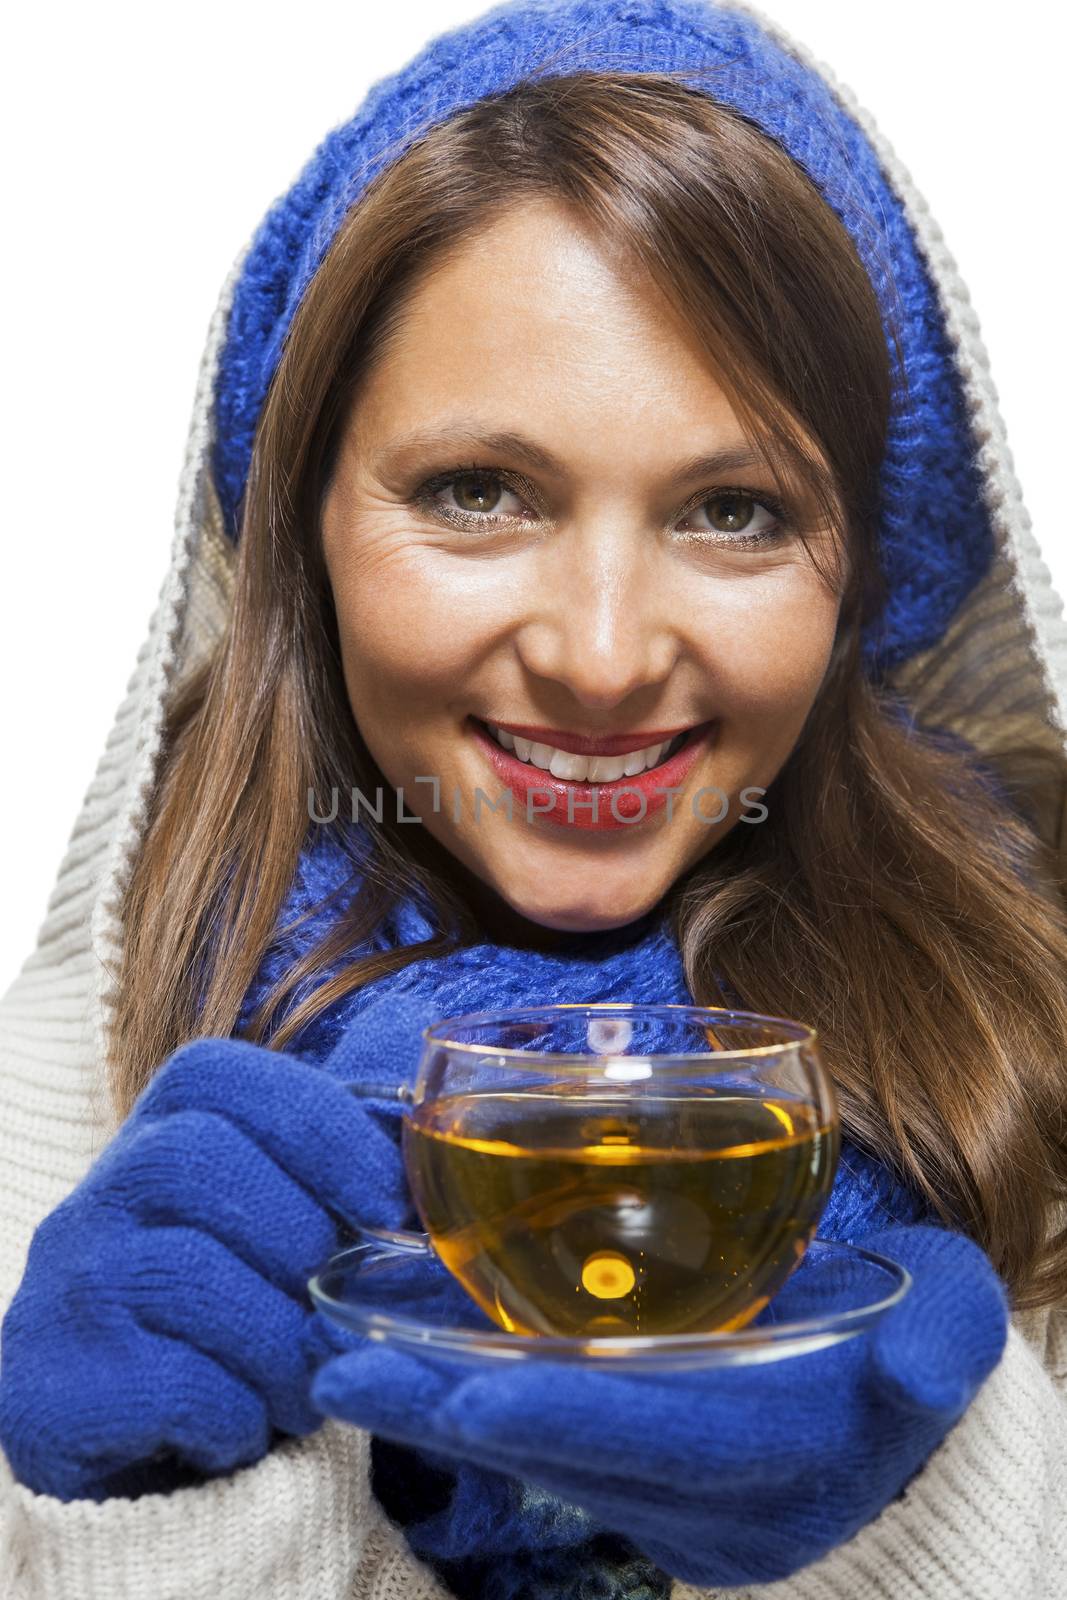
[349, 1003, 839, 1339]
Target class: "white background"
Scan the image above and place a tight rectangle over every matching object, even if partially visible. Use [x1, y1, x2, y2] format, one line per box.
[2, 1, 1062, 991]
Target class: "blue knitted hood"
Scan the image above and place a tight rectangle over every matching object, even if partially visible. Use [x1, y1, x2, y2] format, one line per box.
[205, 0, 1064, 695]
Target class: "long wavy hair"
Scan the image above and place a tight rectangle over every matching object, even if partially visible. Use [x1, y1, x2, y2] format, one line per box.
[110, 71, 1067, 1311]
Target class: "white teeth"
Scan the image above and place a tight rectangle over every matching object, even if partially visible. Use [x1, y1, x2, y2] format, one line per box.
[549, 748, 588, 780]
[587, 752, 629, 783]
[485, 724, 685, 781]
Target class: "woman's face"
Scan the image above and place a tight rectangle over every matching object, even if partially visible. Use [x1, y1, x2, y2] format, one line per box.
[321, 196, 845, 941]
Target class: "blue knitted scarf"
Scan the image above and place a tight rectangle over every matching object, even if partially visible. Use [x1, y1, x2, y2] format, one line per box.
[236, 822, 938, 1600]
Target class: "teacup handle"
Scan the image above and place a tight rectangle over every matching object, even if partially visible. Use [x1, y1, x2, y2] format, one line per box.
[344, 1080, 414, 1104]
[341, 1079, 434, 1255]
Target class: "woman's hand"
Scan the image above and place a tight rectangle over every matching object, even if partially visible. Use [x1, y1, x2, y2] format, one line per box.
[0, 993, 438, 1502]
[307, 1223, 1009, 1587]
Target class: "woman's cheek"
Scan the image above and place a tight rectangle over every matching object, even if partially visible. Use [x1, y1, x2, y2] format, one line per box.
[332, 536, 467, 681]
[328, 547, 500, 796]
[708, 573, 839, 713]
[702, 585, 840, 790]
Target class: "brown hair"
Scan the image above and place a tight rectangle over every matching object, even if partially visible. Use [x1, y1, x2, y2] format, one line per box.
[112, 72, 1067, 1310]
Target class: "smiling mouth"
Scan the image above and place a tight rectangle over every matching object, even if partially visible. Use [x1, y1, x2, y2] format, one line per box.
[472, 718, 705, 783]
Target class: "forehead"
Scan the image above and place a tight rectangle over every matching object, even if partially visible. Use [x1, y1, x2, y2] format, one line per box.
[343, 195, 833, 499]
[348, 199, 739, 439]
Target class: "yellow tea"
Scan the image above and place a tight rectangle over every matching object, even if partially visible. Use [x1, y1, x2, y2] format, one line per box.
[403, 1088, 839, 1337]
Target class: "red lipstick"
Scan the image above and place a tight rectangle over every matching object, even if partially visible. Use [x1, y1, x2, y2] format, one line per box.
[469, 717, 718, 831]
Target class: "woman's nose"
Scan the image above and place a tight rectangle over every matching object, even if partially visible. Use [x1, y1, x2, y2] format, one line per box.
[513, 531, 682, 710]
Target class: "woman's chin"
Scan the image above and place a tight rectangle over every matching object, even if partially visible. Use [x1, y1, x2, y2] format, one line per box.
[525, 907, 646, 934]
[427, 822, 675, 937]
[471, 881, 664, 941]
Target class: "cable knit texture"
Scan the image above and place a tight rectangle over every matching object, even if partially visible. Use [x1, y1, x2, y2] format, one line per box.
[2, 0, 1067, 1596]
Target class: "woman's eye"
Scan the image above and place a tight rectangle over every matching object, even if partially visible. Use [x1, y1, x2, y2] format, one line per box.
[680, 491, 784, 546]
[420, 469, 529, 524]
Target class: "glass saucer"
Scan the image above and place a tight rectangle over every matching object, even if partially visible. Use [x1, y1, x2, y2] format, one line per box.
[308, 1226, 911, 1370]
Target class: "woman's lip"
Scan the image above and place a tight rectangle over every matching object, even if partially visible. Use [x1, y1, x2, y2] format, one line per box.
[468, 717, 718, 832]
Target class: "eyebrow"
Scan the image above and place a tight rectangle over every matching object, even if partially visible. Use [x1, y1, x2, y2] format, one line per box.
[373, 426, 776, 489]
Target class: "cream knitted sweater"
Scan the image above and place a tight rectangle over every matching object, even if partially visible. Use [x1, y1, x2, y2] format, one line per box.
[3, 1, 1067, 1593]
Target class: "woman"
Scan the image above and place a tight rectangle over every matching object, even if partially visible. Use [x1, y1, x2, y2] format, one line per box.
[1, 0, 1065, 1595]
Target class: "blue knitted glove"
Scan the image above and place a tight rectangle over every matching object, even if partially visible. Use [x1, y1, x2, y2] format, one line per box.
[308, 1223, 1009, 1587]
[0, 993, 438, 1503]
